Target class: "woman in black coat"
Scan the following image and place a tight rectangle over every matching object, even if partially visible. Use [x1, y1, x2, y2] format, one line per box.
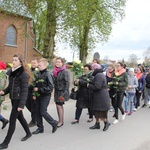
[71, 64, 94, 124]
[0, 54, 32, 149]
[87, 63, 111, 131]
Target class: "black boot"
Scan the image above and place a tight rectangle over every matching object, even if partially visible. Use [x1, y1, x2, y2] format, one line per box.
[103, 121, 111, 131]
[89, 122, 100, 129]
[1, 118, 9, 129]
[0, 142, 8, 149]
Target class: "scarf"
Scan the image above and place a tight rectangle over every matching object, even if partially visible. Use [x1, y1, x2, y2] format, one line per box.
[53, 65, 66, 77]
[106, 70, 114, 78]
[136, 73, 143, 80]
[115, 68, 126, 76]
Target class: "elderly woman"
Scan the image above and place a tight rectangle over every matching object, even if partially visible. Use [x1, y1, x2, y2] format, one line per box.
[71, 64, 94, 124]
[87, 63, 110, 131]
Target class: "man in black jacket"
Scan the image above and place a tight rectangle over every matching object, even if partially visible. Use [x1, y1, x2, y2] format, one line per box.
[32, 58, 58, 135]
[26, 58, 38, 127]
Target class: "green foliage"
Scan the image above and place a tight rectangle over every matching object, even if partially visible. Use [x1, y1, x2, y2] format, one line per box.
[2, 0, 126, 63]
[31, 71, 44, 99]
[59, 0, 126, 63]
[107, 75, 123, 97]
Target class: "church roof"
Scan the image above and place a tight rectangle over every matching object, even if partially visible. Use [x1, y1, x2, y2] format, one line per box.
[0, 0, 32, 19]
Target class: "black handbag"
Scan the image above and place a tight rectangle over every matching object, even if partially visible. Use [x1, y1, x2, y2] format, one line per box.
[69, 87, 78, 100]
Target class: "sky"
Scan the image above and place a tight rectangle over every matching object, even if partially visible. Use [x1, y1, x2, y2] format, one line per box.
[57, 0, 150, 63]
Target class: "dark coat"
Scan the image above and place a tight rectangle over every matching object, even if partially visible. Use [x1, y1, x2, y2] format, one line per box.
[146, 73, 150, 88]
[88, 69, 110, 111]
[35, 69, 53, 95]
[137, 74, 145, 91]
[75, 71, 93, 109]
[54, 69, 70, 102]
[112, 72, 128, 91]
[3, 66, 29, 108]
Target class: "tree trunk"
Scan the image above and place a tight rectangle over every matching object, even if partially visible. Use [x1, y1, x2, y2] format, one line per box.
[79, 24, 90, 65]
[43, 0, 56, 63]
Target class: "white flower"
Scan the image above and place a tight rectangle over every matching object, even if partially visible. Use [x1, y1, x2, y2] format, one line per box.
[73, 60, 81, 64]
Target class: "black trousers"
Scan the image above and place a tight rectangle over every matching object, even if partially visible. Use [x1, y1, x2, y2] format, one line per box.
[26, 91, 37, 123]
[3, 100, 31, 145]
[135, 90, 142, 108]
[75, 107, 93, 120]
[36, 95, 57, 130]
[114, 91, 125, 119]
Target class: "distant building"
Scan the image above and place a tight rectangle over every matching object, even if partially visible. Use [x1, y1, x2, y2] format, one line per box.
[0, 0, 42, 63]
[105, 60, 116, 64]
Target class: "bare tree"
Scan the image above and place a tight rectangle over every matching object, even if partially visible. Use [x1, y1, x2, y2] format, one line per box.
[143, 48, 150, 66]
[127, 54, 139, 67]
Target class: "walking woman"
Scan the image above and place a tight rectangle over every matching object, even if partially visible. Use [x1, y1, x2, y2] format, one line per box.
[112, 62, 128, 124]
[134, 66, 145, 110]
[87, 63, 111, 131]
[0, 54, 32, 149]
[124, 68, 138, 115]
[106, 64, 115, 114]
[53, 57, 70, 127]
[71, 64, 93, 124]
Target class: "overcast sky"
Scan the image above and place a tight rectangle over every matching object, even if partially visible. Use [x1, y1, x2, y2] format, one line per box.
[57, 0, 150, 62]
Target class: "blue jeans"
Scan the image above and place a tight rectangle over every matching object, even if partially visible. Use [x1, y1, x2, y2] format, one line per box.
[0, 114, 3, 120]
[124, 92, 135, 112]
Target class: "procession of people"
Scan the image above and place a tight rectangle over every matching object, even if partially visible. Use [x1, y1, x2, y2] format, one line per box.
[0, 55, 149, 149]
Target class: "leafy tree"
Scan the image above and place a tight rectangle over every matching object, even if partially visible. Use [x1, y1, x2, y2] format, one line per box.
[3, 0, 126, 64]
[59, 0, 126, 64]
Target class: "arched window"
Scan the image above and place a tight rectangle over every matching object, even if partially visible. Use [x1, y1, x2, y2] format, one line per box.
[6, 25, 17, 45]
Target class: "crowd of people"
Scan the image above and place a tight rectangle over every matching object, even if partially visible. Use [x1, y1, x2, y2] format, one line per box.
[0, 55, 150, 149]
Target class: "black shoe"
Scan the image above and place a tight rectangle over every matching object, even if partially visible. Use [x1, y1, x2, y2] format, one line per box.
[142, 104, 147, 108]
[0, 142, 8, 149]
[28, 121, 36, 127]
[103, 121, 111, 131]
[1, 119, 9, 129]
[52, 125, 57, 133]
[32, 129, 44, 135]
[112, 114, 116, 118]
[21, 133, 32, 141]
[57, 123, 63, 128]
[89, 123, 100, 129]
[71, 120, 79, 124]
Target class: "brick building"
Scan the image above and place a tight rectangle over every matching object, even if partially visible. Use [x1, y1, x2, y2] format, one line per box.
[0, 0, 42, 63]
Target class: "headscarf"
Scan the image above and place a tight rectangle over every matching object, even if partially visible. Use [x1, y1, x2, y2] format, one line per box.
[91, 63, 101, 70]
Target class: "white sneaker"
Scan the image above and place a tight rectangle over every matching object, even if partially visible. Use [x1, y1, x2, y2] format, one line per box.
[109, 108, 114, 112]
[112, 119, 119, 124]
[137, 106, 140, 109]
[133, 108, 137, 111]
[121, 114, 126, 121]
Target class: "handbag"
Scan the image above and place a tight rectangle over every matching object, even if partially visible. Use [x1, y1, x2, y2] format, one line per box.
[69, 87, 78, 100]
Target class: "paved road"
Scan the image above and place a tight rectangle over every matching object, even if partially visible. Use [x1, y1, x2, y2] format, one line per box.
[1, 98, 150, 150]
